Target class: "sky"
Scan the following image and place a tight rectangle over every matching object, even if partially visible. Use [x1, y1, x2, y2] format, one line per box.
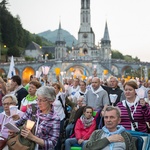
[7, 0, 150, 62]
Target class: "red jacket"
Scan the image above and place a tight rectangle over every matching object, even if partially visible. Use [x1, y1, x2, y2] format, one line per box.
[75, 118, 96, 140]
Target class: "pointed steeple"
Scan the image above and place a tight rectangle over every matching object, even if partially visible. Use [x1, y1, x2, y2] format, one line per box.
[56, 20, 64, 42]
[103, 21, 110, 41]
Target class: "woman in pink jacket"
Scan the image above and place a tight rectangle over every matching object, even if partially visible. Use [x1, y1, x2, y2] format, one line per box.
[65, 106, 96, 150]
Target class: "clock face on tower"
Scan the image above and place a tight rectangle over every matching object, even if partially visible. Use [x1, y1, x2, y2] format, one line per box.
[83, 33, 88, 38]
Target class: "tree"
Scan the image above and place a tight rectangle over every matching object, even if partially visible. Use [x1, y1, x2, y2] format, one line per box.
[111, 50, 124, 59]
[0, 0, 9, 10]
[7, 46, 21, 57]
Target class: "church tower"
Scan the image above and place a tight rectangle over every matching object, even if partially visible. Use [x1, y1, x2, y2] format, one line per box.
[78, 0, 95, 50]
[101, 21, 111, 60]
[55, 21, 66, 59]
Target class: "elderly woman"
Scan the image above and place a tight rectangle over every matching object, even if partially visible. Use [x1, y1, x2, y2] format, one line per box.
[0, 94, 24, 138]
[117, 80, 150, 132]
[15, 86, 60, 150]
[20, 80, 41, 112]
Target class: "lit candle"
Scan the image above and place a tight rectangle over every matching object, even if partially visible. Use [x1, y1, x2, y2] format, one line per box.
[26, 120, 35, 130]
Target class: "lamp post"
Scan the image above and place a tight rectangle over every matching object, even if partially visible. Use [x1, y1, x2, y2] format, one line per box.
[139, 65, 142, 80]
[45, 54, 48, 62]
[109, 51, 112, 71]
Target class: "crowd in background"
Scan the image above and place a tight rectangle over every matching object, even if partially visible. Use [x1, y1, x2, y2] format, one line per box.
[0, 72, 150, 150]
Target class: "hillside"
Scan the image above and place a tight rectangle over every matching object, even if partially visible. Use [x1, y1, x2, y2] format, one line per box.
[38, 29, 78, 47]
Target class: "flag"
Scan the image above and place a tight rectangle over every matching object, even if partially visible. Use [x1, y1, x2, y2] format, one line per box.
[7, 56, 16, 78]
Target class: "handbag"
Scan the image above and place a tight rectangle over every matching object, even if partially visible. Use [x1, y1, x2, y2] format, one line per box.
[0, 116, 7, 150]
[7, 104, 37, 150]
[0, 136, 7, 150]
[125, 101, 139, 131]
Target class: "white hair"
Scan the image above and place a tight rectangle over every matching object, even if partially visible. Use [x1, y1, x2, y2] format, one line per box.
[2, 94, 18, 104]
[36, 86, 56, 101]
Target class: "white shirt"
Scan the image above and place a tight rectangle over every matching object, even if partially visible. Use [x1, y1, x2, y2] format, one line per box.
[53, 92, 66, 121]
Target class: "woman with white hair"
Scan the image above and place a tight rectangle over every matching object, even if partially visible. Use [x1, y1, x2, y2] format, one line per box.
[0, 94, 24, 138]
[14, 86, 60, 150]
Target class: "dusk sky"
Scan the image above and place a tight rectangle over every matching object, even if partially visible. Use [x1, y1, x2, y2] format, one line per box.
[8, 0, 150, 62]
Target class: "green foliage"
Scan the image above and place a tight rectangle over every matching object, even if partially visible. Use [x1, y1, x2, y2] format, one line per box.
[7, 46, 21, 57]
[0, 0, 52, 59]
[112, 50, 140, 62]
[111, 50, 124, 59]
[25, 56, 34, 61]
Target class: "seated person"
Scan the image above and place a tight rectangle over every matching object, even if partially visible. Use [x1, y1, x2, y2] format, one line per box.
[0, 94, 24, 138]
[65, 96, 86, 138]
[83, 106, 137, 150]
[12, 86, 60, 150]
[65, 106, 96, 150]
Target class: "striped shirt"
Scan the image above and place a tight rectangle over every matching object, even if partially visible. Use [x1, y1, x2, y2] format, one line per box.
[16, 104, 60, 150]
[117, 100, 150, 133]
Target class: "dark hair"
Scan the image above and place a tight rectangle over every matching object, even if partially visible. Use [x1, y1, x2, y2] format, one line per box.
[30, 75, 34, 81]
[29, 81, 41, 89]
[79, 80, 86, 86]
[123, 79, 138, 89]
[11, 75, 21, 86]
[83, 106, 93, 113]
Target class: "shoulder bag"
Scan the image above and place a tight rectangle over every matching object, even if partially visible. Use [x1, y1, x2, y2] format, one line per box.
[7, 104, 37, 150]
[125, 101, 139, 131]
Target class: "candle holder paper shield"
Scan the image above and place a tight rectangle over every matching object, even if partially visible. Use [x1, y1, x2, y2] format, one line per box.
[55, 68, 61, 76]
[26, 120, 35, 130]
[109, 94, 118, 105]
[135, 87, 145, 99]
[9, 106, 18, 116]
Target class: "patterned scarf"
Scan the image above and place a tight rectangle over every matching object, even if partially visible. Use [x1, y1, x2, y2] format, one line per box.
[80, 115, 94, 128]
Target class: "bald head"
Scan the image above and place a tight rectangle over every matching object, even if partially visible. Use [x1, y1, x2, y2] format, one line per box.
[92, 77, 100, 90]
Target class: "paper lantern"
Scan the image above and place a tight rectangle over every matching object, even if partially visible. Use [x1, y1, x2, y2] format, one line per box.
[42, 66, 50, 75]
[73, 74, 77, 79]
[135, 88, 145, 99]
[55, 68, 61, 75]
[26, 120, 35, 130]
[35, 71, 42, 78]
[81, 75, 86, 80]
[103, 70, 108, 75]
[70, 68, 74, 72]
[127, 76, 131, 79]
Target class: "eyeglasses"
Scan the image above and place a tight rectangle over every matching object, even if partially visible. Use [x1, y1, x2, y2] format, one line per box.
[2, 102, 13, 106]
[36, 98, 48, 103]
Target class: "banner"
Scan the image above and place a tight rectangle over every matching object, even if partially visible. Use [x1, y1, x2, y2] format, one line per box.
[7, 56, 16, 78]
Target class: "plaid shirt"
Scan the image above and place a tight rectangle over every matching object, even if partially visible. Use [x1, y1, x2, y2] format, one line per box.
[16, 104, 60, 150]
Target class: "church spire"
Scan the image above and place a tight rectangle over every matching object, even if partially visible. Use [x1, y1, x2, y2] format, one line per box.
[102, 21, 110, 41]
[56, 20, 64, 42]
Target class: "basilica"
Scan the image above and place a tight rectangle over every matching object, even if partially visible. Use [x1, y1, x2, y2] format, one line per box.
[55, 0, 111, 62]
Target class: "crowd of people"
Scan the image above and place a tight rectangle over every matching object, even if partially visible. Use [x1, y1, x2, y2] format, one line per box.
[0, 73, 150, 150]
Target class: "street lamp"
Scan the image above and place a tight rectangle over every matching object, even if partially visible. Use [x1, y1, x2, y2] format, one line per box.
[109, 51, 112, 71]
[139, 65, 142, 80]
[45, 54, 48, 62]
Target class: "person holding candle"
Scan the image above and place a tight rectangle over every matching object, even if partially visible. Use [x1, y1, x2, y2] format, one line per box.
[117, 80, 150, 133]
[14, 86, 60, 150]
[0, 94, 24, 139]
